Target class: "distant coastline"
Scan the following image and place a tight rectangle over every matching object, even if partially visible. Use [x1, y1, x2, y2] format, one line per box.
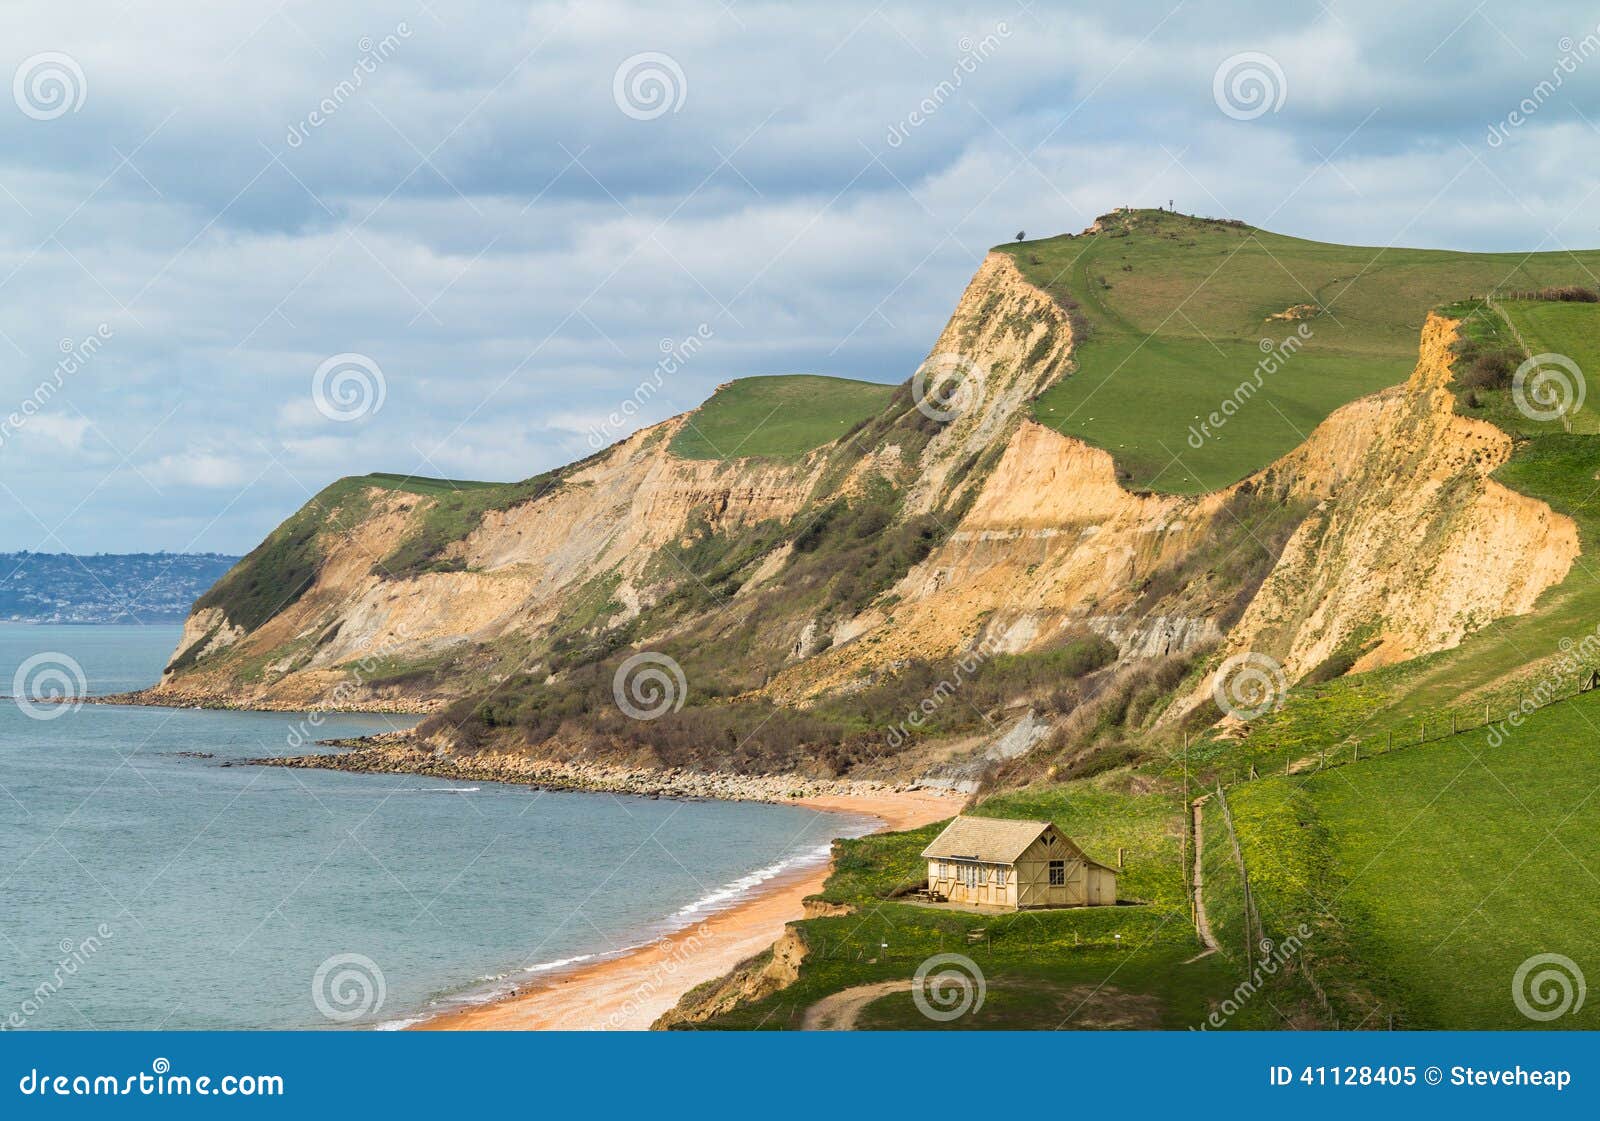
[0, 552, 238, 624]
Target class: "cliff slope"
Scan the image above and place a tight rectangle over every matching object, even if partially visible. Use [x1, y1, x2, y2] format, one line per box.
[152, 213, 1589, 793]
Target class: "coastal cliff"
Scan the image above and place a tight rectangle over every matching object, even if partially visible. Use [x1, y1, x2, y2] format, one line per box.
[148, 225, 1581, 796]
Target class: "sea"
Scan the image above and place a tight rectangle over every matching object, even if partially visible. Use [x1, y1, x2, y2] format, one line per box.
[0, 623, 872, 1030]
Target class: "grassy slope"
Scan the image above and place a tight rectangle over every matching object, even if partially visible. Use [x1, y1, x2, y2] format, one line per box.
[1001, 210, 1600, 493]
[1227, 688, 1600, 1028]
[1498, 300, 1600, 435]
[362, 472, 502, 495]
[1177, 300, 1600, 1027]
[668, 375, 896, 460]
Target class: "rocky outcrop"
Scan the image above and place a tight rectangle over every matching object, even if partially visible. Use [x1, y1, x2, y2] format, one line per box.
[653, 925, 810, 1029]
[902, 253, 1074, 514]
[258, 737, 922, 803]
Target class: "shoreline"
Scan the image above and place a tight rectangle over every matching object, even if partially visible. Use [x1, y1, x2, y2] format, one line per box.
[412, 788, 961, 1031]
[79, 691, 435, 715]
[255, 737, 939, 805]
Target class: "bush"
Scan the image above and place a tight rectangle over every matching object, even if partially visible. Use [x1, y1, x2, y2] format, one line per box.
[1455, 346, 1520, 390]
[1534, 286, 1599, 303]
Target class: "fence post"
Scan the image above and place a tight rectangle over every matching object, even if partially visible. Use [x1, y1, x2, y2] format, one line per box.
[1215, 785, 1259, 977]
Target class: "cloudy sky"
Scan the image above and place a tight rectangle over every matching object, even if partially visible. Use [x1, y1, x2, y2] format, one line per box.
[2, 0, 1598, 553]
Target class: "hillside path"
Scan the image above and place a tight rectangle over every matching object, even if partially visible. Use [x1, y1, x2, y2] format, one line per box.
[800, 981, 910, 1030]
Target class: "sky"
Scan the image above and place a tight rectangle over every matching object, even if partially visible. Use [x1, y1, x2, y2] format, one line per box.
[2, 0, 1599, 554]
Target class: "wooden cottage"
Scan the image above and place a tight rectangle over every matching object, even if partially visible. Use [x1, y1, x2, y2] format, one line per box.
[921, 816, 1118, 910]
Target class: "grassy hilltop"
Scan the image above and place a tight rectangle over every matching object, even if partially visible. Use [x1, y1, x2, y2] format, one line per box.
[1002, 209, 1600, 491]
[669, 375, 897, 459]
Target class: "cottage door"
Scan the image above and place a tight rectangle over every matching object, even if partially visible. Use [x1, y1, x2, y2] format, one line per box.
[1068, 862, 1086, 904]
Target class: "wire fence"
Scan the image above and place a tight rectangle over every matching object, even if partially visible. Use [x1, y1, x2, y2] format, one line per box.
[1222, 674, 1599, 786]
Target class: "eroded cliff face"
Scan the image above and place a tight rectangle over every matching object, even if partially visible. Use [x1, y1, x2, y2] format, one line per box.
[152, 252, 1071, 711]
[1190, 315, 1578, 693]
[150, 419, 831, 709]
[901, 253, 1074, 515]
[767, 315, 1577, 713]
[157, 250, 1579, 762]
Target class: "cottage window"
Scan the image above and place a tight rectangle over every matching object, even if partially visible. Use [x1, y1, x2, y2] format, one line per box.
[937, 860, 948, 880]
[995, 866, 1008, 887]
[1049, 860, 1066, 886]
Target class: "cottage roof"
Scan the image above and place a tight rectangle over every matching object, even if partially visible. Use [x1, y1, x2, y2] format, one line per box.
[921, 816, 1064, 864]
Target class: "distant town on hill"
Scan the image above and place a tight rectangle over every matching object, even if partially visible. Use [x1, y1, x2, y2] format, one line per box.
[0, 552, 238, 623]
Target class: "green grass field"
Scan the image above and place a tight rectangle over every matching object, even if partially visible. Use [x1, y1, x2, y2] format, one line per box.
[362, 472, 502, 495]
[1226, 687, 1600, 1028]
[1002, 210, 1600, 493]
[1497, 300, 1600, 435]
[667, 375, 896, 460]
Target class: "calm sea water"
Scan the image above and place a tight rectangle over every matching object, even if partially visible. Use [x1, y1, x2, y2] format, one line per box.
[0, 624, 870, 1030]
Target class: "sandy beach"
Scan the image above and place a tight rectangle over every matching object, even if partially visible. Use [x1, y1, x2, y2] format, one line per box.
[416, 788, 960, 1031]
